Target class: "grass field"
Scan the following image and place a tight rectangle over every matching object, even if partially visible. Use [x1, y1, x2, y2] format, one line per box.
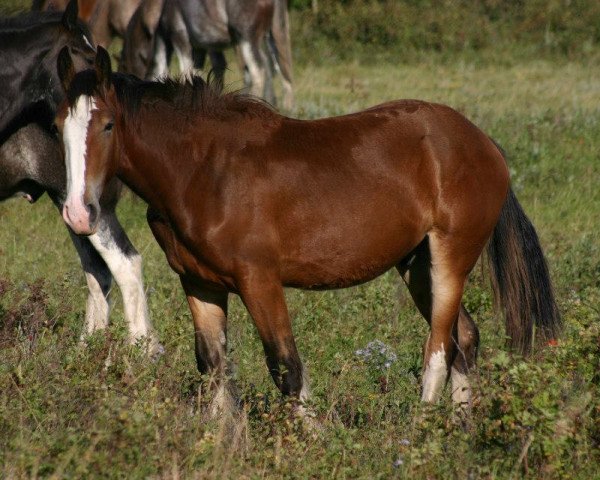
[1, 17, 599, 479]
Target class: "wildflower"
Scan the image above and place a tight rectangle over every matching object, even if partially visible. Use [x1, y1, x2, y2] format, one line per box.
[355, 339, 397, 370]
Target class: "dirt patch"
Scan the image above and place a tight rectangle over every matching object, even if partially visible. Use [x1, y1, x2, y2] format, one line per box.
[0, 278, 56, 350]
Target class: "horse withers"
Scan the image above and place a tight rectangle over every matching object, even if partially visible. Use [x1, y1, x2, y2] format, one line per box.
[56, 47, 561, 416]
[0, 2, 159, 354]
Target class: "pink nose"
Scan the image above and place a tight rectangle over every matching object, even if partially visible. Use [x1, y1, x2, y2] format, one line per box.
[62, 200, 96, 235]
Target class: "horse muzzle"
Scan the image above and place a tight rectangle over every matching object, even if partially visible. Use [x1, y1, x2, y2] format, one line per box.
[62, 196, 100, 235]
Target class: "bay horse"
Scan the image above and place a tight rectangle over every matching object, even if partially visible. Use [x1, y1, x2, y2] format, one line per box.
[56, 47, 560, 413]
[0, 3, 159, 353]
[120, 0, 294, 109]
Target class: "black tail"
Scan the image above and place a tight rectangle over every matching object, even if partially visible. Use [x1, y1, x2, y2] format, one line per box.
[487, 188, 561, 355]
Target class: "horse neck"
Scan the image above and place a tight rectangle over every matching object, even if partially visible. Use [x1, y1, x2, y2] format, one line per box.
[115, 113, 203, 212]
[113, 91, 278, 212]
[0, 27, 58, 133]
[0, 19, 57, 48]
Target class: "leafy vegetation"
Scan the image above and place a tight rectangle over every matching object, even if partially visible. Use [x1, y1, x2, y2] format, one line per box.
[0, 0, 599, 478]
[290, 0, 600, 63]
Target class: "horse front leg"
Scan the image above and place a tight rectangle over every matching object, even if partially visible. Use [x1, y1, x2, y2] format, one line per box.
[51, 194, 112, 340]
[180, 277, 236, 417]
[237, 268, 307, 402]
[87, 208, 160, 356]
[68, 230, 112, 338]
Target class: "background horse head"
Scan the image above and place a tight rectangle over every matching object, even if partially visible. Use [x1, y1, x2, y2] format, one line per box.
[0, 0, 95, 142]
[118, 0, 166, 79]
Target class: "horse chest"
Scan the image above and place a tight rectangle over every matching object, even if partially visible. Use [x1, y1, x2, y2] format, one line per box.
[147, 209, 235, 291]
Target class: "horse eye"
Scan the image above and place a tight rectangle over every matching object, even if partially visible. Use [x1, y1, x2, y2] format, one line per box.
[104, 122, 114, 132]
[50, 123, 59, 136]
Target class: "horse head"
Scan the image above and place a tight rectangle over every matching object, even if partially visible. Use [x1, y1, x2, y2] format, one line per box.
[119, 0, 165, 79]
[41, 0, 97, 110]
[56, 46, 117, 235]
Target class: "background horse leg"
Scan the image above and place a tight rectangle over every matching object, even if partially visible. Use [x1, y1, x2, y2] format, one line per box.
[50, 195, 112, 340]
[239, 39, 267, 100]
[180, 278, 235, 416]
[237, 269, 305, 401]
[207, 50, 227, 91]
[397, 236, 479, 405]
[259, 42, 276, 105]
[169, 7, 194, 76]
[87, 208, 159, 354]
[270, 0, 294, 109]
[150, 34, 169, 78]
[68, 229, 112, 338]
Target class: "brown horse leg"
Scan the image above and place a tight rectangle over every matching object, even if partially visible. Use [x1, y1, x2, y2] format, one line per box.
[424, 231, 485, 403]
[237, 271, 305, 399]
[180, 277, 235, 415]
[451, 306, 479, 408]
[398, 235, 477, 403]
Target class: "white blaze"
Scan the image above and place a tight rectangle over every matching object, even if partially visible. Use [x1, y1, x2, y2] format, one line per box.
[63, 95, 96, 205]
[62, 95, 98, 234]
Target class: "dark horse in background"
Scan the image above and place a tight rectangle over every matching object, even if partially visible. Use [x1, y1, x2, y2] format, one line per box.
[120, 0, 294, 109]
[1, 1, 160, 353]
[56, 48, 560, 417]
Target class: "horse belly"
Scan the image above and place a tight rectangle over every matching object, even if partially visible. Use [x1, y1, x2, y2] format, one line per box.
[279, 214, 427, 290]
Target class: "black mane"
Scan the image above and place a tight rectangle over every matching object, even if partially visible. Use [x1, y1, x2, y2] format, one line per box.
[68, 70, 276, 121]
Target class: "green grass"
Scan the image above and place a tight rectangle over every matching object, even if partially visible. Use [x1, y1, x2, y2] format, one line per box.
[1, 49, 599, 480]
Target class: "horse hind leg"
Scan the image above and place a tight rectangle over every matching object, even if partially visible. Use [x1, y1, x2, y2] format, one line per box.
[450, 305, 479, 408]
[397, 235, 479, 406]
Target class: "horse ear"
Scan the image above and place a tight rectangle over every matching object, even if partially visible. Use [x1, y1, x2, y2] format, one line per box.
[57, 46, 76, 92]
[61, 0, 79, 31]
[95, 46, 113, 91]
